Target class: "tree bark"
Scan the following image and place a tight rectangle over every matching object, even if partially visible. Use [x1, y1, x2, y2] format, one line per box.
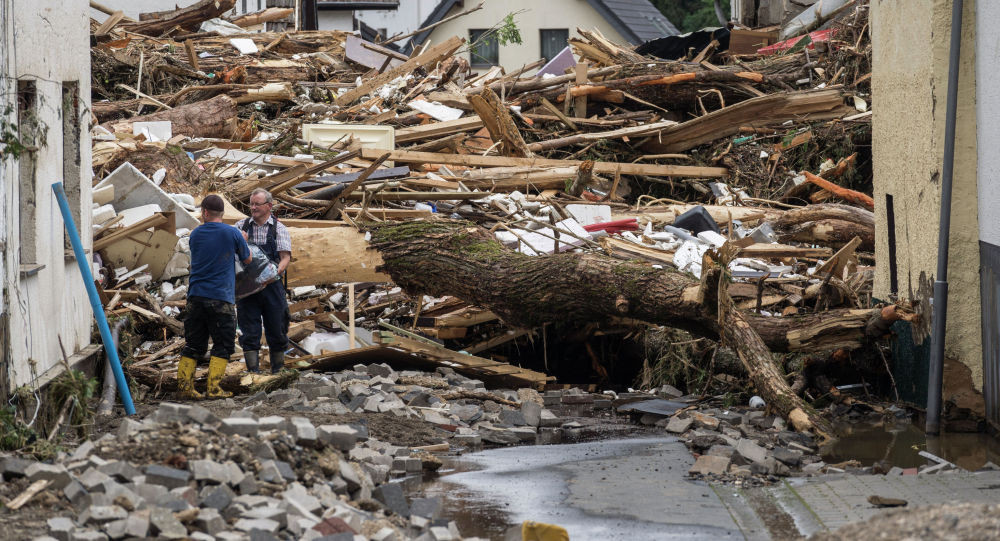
[367, 220, 897, 437]
[125, 0, 237, 36]
[102, 95, 238, 139]
[779, 219, 875, 251]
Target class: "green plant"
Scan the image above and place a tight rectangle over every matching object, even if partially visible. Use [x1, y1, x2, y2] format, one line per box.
[0, 105, 27, 160]
[0, 405, 35, 451]
[49, 366, 99, 439]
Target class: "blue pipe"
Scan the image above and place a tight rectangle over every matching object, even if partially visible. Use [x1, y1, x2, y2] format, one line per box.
[51, 182, 136, 415]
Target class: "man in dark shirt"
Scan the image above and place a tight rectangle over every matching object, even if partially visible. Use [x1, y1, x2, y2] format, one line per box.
[179, 194, 252, 399]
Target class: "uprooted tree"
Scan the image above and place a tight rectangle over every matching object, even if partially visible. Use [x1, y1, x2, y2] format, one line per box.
[367, 220, 905, 441]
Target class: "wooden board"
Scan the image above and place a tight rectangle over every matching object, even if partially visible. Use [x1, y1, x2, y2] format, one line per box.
[396, 116, 484, 143]
[359, 148, 728, 178]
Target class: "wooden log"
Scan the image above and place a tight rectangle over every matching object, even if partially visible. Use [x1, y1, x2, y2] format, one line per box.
[286, 226, 390, 286]
[779, 219, 875, 251]
[526, 120, 678, 153]
[769, 203, 874, 230]
[230, 7, 294, 27]
[641, 89, 854, 153]
[358, 148, 728, 178]
[102, 95, 238, 139]
[124, 0, 237, 36]
[467, 87, 532, 157]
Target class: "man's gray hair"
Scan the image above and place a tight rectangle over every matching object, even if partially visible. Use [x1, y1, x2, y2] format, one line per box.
[250, 188, 273, 204]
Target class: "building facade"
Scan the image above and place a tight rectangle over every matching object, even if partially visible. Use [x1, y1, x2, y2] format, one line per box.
[1, 0, 95, 397]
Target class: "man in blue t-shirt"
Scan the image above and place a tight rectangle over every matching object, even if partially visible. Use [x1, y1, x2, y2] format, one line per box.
[178, 194, 251, 400]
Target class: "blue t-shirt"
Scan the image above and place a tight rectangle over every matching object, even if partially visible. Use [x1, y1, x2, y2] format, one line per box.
[188, 222, 251, 304]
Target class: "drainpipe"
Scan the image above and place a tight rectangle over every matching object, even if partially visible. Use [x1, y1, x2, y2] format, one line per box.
[97, 318, 128, 416]
[927, 0, 965, 436]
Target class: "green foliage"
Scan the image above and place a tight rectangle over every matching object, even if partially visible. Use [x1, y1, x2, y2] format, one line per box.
[0, 406, 35, 451]
[496, 13, 523, 46]
[0, 105, 27, 160]
[652, 0, 730, 33]
[49, 367, 99, 438]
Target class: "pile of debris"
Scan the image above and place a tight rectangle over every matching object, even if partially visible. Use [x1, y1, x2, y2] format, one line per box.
[81, 0, 898, 449]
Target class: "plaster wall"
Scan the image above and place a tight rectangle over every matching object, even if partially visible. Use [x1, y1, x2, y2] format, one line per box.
[976, 3, 1000, 248]
[355, 0, 437, 44]
[871, 0, 982, 387]
[318, 10, 355, 32]
[6, 0, 94, 389]
[422, 0, 629, 73]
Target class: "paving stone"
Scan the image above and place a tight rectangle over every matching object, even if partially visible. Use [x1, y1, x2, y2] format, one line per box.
[68, 530, 108, 541]
[666, 415, 694, 434]
[97, 461, 141, 483]
[26, 462, 72, 490]
[1, 456, 33, 480]
[365, 363, 394, 378]
[657, 384, 684, 399]
[79, 469, 111, 491]
[538, 409, 561, 428]
[690, 411, 720, 430]
[63, 479, 88, 505]
[773, 447, 803, 467]
[234, 518, 281, 533]
[186, 405, 220, 425]
[200, 484, 235, 510]
[338, 460, 361, 492]
[191, 459, 230, 485]
[289, 417, 318, 446]
[242, 506, 287, 528]
[130, 482, 168, 502]
[373, 482, 409, 517]
[519, 400, 542, 427]
[47, 517, 74, 541]
[150, 506, 188, 539]
[68, 440, 95, 462]
[735, 438, 768, 465]
[220, 418, 259, 437]
[249, 530, 281, 541]
[371, 527, 397, 541]
[116, 418, 144, 439]
[153, 492, 192, 512]
[249, 441, 277, 460]
[536, 427, 562, 445]
[152, 403, 191, 424]
[80, 504, 127, 525]
[561, 394, 594, 405]
[690, 455, 730, 476]
[283, 483, 322, 516]
[498, 409, 526, 427]
[237, 473, 260, 495]
[311, 516, 356, 536]
[256, 416, 287, 433]
[317, 425, 359, 452]
[429, 526, 455, 541]
[706, 445, 736, 459]
[194, 508, 227, 535]
[715, 410, 744, 425]
[478, 425, 519, 444]
[144, 464, 190, 489]
[258, 460, 296, 484]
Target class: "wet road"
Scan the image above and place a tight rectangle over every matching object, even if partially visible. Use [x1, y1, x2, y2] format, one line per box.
[422, 437, 760, 540]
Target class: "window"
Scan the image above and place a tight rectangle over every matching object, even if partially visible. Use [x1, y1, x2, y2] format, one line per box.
[469, 29, 498, 67]
[540, 29, 569, 63]
[16, 80, 37, 266]
[62, 82, 82, 247]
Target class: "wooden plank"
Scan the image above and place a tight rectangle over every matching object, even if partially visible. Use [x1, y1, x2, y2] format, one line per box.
[815, 235, 862, 277]
[739, 244, 833, 259]
[93, 213, 171, 252]
[395, 115, 483, 143]
[95, 10, 125, 35]
[337, 36, 464, 106]
[417, 306, 497, 328]
[359, 148, 728, 178]
[465, 329, 532, 355]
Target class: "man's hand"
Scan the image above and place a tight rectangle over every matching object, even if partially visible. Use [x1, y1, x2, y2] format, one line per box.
[241, 230, 249, 241]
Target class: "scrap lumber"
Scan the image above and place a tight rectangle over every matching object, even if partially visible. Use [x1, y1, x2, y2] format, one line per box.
[230, 7, 294, 28]
[336, 36, 464, 106]
[641, 89, 854, 153]
[802, 171, 875, 209]
[467, 88, 532, 157]
[395, 116, 483, 143]
[102, 94, 238, 139]
[358, 148, 729, 178]
[780, 219, 874, 251]
[526, 120, 679, 153]
[123, 0, 237, 36]
[285, 226, 390, 286]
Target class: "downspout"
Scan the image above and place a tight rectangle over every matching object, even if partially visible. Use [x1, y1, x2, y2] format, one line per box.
[97, 318, 128, 416]
[927, 0, 965, 436]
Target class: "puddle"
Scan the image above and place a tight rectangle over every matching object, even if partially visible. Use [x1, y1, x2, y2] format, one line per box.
[417, 437, 742, 541]
[821, 419, 1000, 470]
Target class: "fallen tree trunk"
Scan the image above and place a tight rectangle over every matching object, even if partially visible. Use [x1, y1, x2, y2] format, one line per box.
[126, 0, 237, 36]
[102, 95, 238, 139]
[779, 219, 875, 251]
[368, 220, 858, 437]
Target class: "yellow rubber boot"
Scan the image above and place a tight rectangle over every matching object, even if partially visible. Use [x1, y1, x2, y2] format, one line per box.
[176, 356, 203, 400]
[206, 356, 233, 399]
[522, 522, 569, 541]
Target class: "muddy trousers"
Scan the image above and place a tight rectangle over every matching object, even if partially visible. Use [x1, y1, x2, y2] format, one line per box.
[237, 280, 289, 353]
[181, 296, 237, 362]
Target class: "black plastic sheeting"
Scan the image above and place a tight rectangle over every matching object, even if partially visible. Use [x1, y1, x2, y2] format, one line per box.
[636, 27, 731, 61]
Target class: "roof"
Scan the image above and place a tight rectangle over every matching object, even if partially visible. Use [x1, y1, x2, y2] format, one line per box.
[406, 0, 678, 52]
[583, 0, 680, 44]
[317, 0, 400, 11]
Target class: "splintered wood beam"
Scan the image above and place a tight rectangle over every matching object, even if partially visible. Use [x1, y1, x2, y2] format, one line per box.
[358, 148, 728, 178]
[336, 36, 464, 106]
[467, 87, 532, 157]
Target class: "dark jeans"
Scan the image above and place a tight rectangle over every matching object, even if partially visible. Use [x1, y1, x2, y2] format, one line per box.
[237, 280, 289, 352]
[181, 296, 237, 362]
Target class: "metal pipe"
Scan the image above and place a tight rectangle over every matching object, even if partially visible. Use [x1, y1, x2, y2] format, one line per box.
[927, 0, 965, 435]
[97, 318, 128, 416]
[51, 182, 136, 415]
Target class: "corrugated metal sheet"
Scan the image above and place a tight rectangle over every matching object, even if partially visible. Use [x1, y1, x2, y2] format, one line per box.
[980, 240, 1000, 425]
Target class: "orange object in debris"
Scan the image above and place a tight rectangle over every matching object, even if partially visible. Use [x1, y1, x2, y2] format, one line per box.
[522, 521, 570, 541]
[802, 171, 874, 210]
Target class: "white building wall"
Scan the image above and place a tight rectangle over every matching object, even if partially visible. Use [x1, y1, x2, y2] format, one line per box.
[355, 0, 437, 44]
[977, 2, 1000, 248]
[422, 0, 630, 73]
[318, 10, 355, 31]
[7, 0, 94, 389]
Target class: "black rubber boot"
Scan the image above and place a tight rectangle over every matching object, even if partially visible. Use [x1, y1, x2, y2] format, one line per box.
[244, 350, 260, 373]
[269, 350, 284, 374]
